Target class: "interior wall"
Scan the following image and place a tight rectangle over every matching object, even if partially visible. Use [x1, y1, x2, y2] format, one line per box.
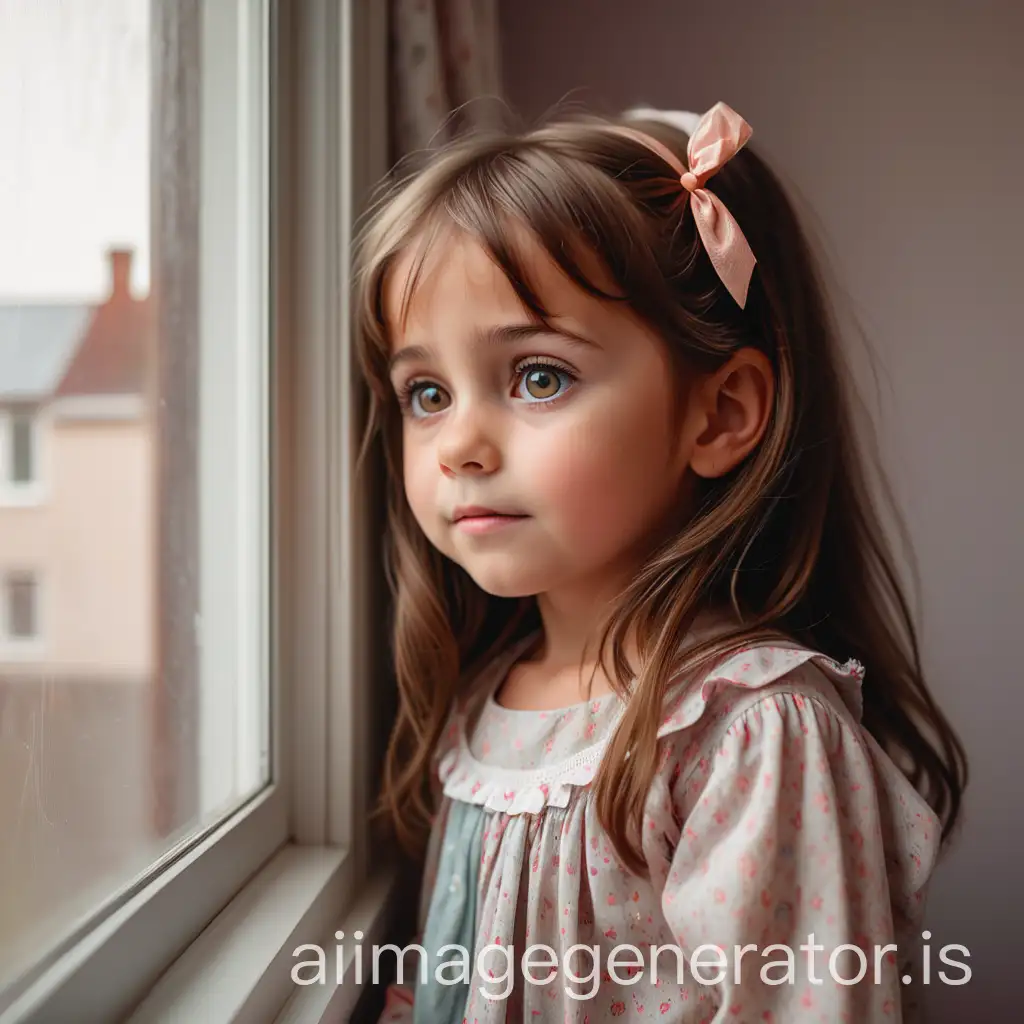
[499, 1, 1024, 1016]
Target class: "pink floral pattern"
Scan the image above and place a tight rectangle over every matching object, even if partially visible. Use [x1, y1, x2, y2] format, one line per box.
[380, 627, 940, 1022]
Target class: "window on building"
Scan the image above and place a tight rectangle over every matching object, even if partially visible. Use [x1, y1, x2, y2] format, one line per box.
[8, 410, 35, 484]
[4, 571, 38, 640]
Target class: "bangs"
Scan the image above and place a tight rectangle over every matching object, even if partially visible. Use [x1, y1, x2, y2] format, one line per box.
[386, 142, 654, 343]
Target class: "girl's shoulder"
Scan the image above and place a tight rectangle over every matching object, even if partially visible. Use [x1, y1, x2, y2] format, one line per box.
[432, 626, 865, 814]
[650, 634, 942, 903]
[656, 637, 866, 744]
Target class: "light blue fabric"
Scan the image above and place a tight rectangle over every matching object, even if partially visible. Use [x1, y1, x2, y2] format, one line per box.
[413, 800, 486, 1024]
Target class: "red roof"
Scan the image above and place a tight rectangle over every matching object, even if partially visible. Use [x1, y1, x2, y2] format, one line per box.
[55, 255, 152, 398]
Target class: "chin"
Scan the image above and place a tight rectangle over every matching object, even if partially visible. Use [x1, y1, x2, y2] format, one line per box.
[466, 574, 539, 600]
[459, 560, 546, 600]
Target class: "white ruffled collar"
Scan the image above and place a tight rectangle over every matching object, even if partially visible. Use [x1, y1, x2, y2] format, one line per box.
[439, 626, 866, 816]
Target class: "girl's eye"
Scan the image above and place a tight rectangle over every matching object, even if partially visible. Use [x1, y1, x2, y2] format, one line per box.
[516, 363, 574, 403]
[397, 362, 575, 418]
[400, 382, 451, 418]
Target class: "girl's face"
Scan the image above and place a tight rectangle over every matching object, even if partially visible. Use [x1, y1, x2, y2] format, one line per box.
[384, 225, 696, 602]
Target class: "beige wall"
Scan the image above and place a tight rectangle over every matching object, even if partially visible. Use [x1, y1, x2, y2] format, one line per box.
[0, 414, 153, 677]
[500, 0, 1023, 1016]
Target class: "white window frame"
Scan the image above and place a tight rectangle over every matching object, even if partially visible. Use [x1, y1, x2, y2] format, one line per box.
[0, 2, 395, 1023]
[0, 406, 47, 507]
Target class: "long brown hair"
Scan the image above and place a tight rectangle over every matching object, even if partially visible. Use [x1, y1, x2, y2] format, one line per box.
[353, 106, 967, 874]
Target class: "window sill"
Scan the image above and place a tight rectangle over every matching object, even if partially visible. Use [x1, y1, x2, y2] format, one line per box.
[124, 845, 401, 1024]
[273, 866, 404, 1024]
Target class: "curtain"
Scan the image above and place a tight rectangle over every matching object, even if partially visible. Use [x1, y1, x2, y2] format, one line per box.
[390, 0, 504, 160]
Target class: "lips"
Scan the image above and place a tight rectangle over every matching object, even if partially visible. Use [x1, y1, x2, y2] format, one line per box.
[451, 509, 530, 536]
[451, 505, 528, 522]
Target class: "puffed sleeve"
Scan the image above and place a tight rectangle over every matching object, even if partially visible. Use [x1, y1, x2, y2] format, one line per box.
[653, 682, 938, 1022]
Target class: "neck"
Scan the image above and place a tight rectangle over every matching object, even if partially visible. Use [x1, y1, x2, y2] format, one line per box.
[530, 574, 726, 686]
[533, 572, 634, 677]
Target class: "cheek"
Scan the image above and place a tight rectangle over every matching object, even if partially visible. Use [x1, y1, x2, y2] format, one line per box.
[402, 441, 439, 526]
[528, 398, 679, 541]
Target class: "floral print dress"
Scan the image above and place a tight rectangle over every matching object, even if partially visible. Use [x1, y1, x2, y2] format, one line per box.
[380, 622, 940, 1023]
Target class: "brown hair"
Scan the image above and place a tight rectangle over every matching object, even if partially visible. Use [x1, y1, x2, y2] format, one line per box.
[353, 107, 967, 874]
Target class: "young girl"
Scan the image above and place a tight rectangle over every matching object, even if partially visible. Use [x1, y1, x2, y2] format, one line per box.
[354, 101, 967, 1023]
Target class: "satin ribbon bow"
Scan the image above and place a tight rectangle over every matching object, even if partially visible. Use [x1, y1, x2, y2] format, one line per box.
[615, 102, 757, 309]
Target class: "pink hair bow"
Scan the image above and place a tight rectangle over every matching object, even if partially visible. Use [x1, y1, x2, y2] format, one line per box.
[615, 102, 757, 308]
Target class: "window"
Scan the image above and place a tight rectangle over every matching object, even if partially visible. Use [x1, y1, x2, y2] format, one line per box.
[0, 568, 43, 660]
[0, 0, 277, 1014]
[0, 2, 390, 1021]
[8, 411, 36, 484]
[3, 571, 39, 641]
[0, 408, 42, 502]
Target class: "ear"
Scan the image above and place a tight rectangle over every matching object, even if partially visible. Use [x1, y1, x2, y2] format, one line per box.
[687, 348, 774, 479]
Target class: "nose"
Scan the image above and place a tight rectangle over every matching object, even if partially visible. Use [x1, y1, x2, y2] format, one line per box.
[436, 401, 501, 478]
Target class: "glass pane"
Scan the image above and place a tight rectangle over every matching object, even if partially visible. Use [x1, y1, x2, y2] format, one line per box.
[9, 412, 34, 483]
[0, 0, 271, 1005]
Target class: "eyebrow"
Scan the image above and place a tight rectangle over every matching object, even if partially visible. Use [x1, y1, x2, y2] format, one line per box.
[388, 322, 599, 375]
